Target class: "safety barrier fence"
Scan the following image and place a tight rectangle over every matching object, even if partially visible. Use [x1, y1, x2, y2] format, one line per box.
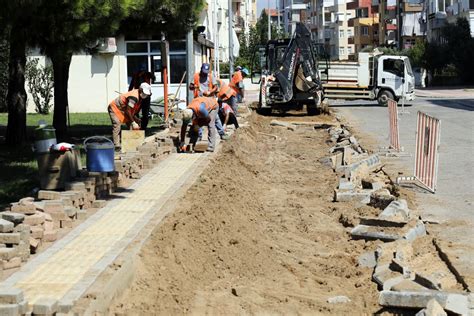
[388, 99, 401, 151]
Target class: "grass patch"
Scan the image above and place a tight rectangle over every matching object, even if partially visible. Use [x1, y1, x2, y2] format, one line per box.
[0, 112, 166, 208]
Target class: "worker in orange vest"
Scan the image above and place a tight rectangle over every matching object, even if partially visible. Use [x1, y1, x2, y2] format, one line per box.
[107, 82, 152, 150]
[180, 97, 219, 152]
[189, 63, 217, 98]
[128, 69, 155, 131]
[216, 79, 239, 133]
[229, 66, 249, 112]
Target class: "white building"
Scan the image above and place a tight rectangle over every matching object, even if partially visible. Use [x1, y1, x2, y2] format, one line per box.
[280, 0, 309, 35]
[26, 0, 253, 113]
[426, 0, 474, 42]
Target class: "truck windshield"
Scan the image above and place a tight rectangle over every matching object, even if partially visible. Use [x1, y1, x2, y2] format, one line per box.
[404, 58, 413, 76]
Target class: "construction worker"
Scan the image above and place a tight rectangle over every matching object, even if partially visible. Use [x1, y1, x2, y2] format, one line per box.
[128, 69, 156, 131]
[216, 79, 239, 133]
[108, 82, 152, 150]
[189, 63, 217, 98]
[180, 97, 219, 152]
[230, 67, 250, 111]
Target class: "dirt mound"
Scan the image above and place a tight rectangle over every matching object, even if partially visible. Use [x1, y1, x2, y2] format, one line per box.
[111, 113, 380, 314]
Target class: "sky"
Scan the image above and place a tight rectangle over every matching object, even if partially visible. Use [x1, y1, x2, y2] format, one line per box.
[257, 0, 277, 18]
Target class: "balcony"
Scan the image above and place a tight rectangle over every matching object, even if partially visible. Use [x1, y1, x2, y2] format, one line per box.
[403, 2, 423, 12]
[234, 16, 245, 33]
[348, 36, 355, 44]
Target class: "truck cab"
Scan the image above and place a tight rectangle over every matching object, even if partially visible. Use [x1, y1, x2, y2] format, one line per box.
[376, 55, 415, 104]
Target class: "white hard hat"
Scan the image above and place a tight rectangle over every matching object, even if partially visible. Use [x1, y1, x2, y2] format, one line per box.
[182, 109, 193, 122]
[139, 82, 152, 95]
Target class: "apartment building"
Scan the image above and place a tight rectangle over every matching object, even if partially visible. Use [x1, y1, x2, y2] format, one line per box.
[426, 0, 474, 42]
[280, 0, 310, 35]
[308, 0, 355, 60]
[347, 0, 379, 56]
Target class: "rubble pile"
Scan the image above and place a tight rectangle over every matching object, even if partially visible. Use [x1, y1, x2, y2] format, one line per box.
[321, 125, 472, 314]
[0, 134, 175, 274]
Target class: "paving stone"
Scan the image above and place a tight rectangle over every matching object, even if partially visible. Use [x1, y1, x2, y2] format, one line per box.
[30, 226, 44, 239]
[0, 212, 25, 225]
[327, 295, 351, 304]
[29, 238, 41, 253]
[10, 203, 36, 215]
[43, 230, 57, 242]
[37, 190, 61, 200]
[33, 297, 58, 315]
[373, 268, 403, 288]
[338, 177, 356, 191]
[359, 216, 407, 227]
[334, 189, 373, 203]
[403, 220, 426, 241]
[358, 251, 377, 268]
[415, 298, 447, 316]
[380, 199, 410, 221]
[65, 182, 86, 191]
[379, 291, 468, 315]
[0, 219, 14, 233]
[18, 197, 34, 205]
[92, 200, 106, 208]
[3, 257, 22, 270]
[0, 233, 21, 245]
[43, 213, 53, 222]
[24, 213, 45, 226]
[0, 248, 18, 260]
[43, 200, 65, 213]
[43, 221, 54, 232]
[391, 279, 430, 292]
[76, 209, 87, 221]
[0, 287, 24, 304]
[60, 219, 72, 229]
[64, 207, 77, 218]
[0, 304, 19, 316]
[351, 225, 400, 242]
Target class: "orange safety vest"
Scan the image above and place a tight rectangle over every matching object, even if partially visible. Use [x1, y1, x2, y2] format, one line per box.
[216, 79, 236, 101]
[229, 70, 243, 93]
[108, 89, 142, 124]
[193, 72, 214, 98]
[188, 97, 218, 125]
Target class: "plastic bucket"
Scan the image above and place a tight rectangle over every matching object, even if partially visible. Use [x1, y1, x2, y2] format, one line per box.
[84, 136, 115, 172]
[34, 125, 56, 153]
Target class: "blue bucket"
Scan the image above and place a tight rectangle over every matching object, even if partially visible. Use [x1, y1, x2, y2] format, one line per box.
[84, 136, 115, 172]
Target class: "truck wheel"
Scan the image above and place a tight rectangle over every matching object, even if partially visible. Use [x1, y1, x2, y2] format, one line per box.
[306, 103, 320, 116]
[377, 90, 395, 107]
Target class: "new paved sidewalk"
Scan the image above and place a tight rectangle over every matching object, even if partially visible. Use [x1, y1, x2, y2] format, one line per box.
[1, 153, 206, 312]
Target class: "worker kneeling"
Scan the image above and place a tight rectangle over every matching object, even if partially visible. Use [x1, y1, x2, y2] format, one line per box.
[180, 97, 219, 153]
[107, 82, 152, 150]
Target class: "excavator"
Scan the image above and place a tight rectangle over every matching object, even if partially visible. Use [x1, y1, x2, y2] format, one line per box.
[251, 22, 327, 115]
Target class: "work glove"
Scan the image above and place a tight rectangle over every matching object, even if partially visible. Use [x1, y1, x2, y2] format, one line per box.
[131, 122, 140, 130]
[179, 142, 187, 152]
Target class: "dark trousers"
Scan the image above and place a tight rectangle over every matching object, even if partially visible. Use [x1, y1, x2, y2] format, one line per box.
[218, 111, 239, 129]
[140, 98, 151, 130]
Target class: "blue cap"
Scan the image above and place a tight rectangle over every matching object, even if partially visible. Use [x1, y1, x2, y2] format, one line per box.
[199, 102, 209, 117]
[242, 68, 250, 76]
[201, 63, 210, 74]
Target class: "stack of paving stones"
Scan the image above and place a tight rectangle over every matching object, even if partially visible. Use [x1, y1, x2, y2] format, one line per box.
[115, 135, 174, 179]
[0, 134, 175, 278]
[321, 126, 474, 314]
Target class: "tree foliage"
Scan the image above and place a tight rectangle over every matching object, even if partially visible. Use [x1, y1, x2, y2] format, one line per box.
[25, 58, 54, 114]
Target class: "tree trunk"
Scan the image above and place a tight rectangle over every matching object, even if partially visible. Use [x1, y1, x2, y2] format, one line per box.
[51, 50, 72, 141]
[5, 24, 27, 147]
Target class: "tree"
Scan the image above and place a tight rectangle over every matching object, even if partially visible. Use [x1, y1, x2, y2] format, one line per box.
[31, 0, 138, 140]
[0, 0, 41, 146]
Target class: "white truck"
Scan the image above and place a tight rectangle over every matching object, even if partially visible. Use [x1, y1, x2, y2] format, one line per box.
[319, 51, 415, 106]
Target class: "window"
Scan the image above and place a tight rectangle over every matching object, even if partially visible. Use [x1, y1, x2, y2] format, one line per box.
[339, 30, 345, 38]
[339, 47, 345, 55]
[125, 40, 186, 84]
[362, 26, 369, 36]
[348, 46, 353, 54]
[383, 59, 405, 77]
[347, 28, 353, 37]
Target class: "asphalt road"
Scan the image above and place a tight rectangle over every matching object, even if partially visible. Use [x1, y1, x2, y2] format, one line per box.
[332, 96, 474, 289]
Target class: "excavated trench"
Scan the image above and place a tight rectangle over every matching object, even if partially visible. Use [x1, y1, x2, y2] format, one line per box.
[109, 110, 463, 314]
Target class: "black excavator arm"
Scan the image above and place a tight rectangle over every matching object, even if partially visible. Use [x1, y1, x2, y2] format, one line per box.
[273, 23, 322, 102]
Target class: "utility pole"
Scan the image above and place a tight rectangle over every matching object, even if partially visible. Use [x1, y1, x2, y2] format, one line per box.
[228, 0, 234, 77]
[213, 0, 218, 76]
[268, 0, 271, 40]
[186, 30, 194, 104]
[277, 0, 281, 36]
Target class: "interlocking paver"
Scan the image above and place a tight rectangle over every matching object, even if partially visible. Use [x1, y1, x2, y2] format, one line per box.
[1, 153, 203, 305]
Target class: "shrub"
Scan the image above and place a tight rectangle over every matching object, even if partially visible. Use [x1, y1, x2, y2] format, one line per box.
[25, 58, 54, 114]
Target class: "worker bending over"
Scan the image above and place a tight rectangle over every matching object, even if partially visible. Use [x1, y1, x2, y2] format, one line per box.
[107, 82, 152, 150]
[230, 67, 249, 111]
[216, 79, 239, 132]
[180, 97, 219, 153]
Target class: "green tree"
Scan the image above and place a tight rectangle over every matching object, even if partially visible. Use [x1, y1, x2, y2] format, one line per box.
[31, 0, 138, 140]
[0, 0, 41, 146]
[25, 58, 54, 114]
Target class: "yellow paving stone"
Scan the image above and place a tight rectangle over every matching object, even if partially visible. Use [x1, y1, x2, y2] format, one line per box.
[13, 154, 201, 304]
